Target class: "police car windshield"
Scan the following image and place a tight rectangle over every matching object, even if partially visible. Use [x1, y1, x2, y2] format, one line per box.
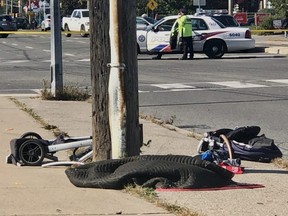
[212, 15, 239, 27]
[143, 16, 157, 24]
[147, 18, 164, 30]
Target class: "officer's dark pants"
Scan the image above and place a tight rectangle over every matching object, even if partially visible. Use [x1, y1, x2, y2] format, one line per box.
[182, 36, 194, 59]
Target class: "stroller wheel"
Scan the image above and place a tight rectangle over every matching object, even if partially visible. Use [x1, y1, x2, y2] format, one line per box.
[19, 140, 45, 166]
[20, 132, 42, 139]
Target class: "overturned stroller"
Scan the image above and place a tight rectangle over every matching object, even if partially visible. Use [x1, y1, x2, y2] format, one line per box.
[198, 126, 283, 163]
[6, 132, 92, 166]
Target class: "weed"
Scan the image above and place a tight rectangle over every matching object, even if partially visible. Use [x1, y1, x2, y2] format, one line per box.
[9, 97, 68, 137]
[124, 185, 201, 216]
[41, 80, 90, 101]
[273, 158, 288, 169]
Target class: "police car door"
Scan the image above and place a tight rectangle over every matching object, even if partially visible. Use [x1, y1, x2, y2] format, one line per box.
[191, 18, 209, 52]
[168, 16, 205, 52]
[146, 18, 177, 53]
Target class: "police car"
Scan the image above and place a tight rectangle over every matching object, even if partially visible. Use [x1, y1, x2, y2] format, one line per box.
[136, 15, 255, 59]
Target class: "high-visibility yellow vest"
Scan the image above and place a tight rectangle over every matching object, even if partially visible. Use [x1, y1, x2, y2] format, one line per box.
[177, 15, 192, 37]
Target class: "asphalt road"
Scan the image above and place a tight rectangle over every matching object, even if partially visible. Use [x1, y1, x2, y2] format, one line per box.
[1, 33, 287, 157]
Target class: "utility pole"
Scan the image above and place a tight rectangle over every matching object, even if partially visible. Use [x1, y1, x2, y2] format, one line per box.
[228, 0, 233, 15]
[108, 0, 140, 158]
[90, 0, 140, 161]
[108, 0, 127, 158]
[50, 0, 63, 97]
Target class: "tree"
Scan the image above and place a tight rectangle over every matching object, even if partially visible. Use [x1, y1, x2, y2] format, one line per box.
[136, 0, 229, 18]
[61, 0, 87, 16]
[119, 0, 141, 157]
[270, 0, 288, 17]
[90, 0, 111, 160]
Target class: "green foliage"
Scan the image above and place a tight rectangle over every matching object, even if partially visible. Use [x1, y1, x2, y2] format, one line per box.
[258, 8, 275, 15]
[269, 0, 288, 17]
[60, 0, 87, 16]
[259, 16, 275, 29]
[136, 0, 228, 18]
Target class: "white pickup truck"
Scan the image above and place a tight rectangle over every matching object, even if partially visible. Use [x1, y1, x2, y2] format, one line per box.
[62, 9, 89, 37]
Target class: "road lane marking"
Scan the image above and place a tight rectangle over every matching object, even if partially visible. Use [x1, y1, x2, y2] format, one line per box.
[208, 81, 267, 88]
[151, 83, 196, 89]
[1, 60, 30, 64]
[266, 79, 288, 84]
[64, 53, 75, 56]
[77, 59, 90, 62]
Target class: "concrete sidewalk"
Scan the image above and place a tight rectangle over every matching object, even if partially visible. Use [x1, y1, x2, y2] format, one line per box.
[253, 34, 288, 54]
[0, 97, 176, 216]
[1, 96, 288, 216]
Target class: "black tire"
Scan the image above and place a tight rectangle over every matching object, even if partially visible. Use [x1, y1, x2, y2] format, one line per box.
[64, 25, 71, 37]
[80, 25, 88, 37]
[19, 140, 45, 166]
[204, 40, 225, 59]
[20, 132, 42, 139]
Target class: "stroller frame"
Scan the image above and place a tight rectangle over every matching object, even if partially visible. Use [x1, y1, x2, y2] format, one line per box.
[6, 132, 92, 167]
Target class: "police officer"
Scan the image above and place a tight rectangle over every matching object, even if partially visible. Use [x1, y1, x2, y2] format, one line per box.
[177, 9, 194, 60]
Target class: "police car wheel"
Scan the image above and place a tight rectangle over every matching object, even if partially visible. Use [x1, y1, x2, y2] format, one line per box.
[204, 41, 225, 59]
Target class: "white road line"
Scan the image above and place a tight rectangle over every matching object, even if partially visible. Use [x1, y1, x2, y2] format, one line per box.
[77, 59, 90, 62]
[1, 41, 7, 44]
[266, 79, 288, 84]
[208, 81, 267, 88]
[11, 43, 18, 46]
[64, 53, 75, 56]
[151, 83, 196, 89]
[2, 60, 30, 64]
[43, 49, 50, 52]
[25, 46, 33, 49]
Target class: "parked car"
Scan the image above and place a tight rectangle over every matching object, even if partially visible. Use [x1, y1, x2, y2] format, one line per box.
[15, 17, 30, 29]
[0, 15, 17, 38]
[41, 14, 51, 31]
[137, 15, 255, 59]
[62, 9, 89, 37]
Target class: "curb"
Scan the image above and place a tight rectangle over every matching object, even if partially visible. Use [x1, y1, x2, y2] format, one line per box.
[265, 46, 288, 55]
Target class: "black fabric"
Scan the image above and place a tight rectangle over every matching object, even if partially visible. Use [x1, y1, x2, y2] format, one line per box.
[170, 33, 178, 49]
[181, 36, 194, 58]
[9, 139, 23, 165]
[65, 155, 235, 189]
[201, 126, 282, 163]
[227, 140, 282, 163]
[226, 126, 261, 143]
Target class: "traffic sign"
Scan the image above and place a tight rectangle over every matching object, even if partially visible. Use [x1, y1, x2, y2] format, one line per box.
[147, 0, 158, 11]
